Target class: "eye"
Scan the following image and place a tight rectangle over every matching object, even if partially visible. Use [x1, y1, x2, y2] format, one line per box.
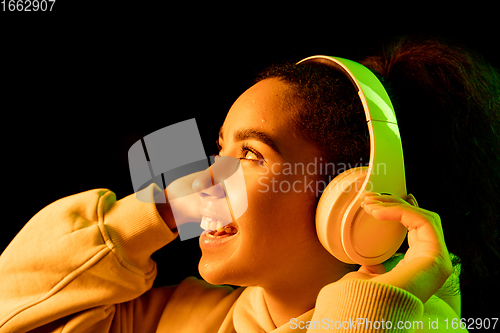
[216, 140, 263, 162]
[239, 144, 262, 161]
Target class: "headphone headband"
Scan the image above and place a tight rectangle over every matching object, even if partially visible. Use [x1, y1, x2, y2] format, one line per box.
[297, 56, 406, 199]
[298, 56, 407, 265]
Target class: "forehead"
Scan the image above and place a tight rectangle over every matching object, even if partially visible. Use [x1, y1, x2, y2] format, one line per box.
[221, 78, 320, 161]
[222, 78, 294, 136]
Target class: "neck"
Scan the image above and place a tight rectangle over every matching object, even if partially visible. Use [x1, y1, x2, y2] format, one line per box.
[262, 284, 318, 328]
[261, 255, 351, 328]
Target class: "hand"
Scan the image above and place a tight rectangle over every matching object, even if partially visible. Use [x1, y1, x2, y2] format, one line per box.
[156, 171, 203, 231]
[339, 193, 453, 304]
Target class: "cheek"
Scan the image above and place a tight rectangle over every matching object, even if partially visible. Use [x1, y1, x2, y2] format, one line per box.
[243, 171, 319, 235]
[222, 163, 249, 221]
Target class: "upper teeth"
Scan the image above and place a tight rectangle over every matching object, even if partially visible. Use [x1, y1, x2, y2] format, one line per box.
[201, 216, 224, 231]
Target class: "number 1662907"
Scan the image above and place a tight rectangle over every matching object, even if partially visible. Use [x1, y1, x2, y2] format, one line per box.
[2, 0, 56, 11]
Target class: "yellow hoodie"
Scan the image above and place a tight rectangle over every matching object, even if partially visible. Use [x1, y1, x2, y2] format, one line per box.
[0, 185, 461, 332]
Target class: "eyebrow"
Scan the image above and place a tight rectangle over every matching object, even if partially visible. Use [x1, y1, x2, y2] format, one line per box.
[219, 126, 282, 155]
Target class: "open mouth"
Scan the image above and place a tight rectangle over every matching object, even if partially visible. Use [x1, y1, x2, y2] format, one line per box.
[201, 216, 238, 238]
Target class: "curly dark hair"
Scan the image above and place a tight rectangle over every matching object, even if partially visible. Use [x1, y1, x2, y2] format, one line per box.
[255, 36, 500, 318]
[254, 59, 370, 180]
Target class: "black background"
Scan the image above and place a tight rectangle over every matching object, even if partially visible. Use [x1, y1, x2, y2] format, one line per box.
[1, 3, 498, 323]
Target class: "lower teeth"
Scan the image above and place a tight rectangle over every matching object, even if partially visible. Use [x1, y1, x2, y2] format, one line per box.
[207, 226, 237, 238]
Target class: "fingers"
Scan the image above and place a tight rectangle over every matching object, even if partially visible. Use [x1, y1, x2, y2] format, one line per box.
[361, 192, 412, 203]
[358, 192, 452, 304]
[362, 198, 447, 247]
[360, 192, 410, 209]
[366, 204, 438, 230]
[361, 192, 446, 240]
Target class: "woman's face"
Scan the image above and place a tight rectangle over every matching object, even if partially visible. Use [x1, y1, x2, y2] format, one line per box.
[195, 78, 339, 288]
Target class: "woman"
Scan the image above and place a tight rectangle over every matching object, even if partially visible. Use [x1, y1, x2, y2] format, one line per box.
[0, 36, 498, 332]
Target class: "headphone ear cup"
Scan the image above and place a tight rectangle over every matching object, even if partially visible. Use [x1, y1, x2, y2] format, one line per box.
[316, 167, 407, 265]
[316, 167, 368, 264]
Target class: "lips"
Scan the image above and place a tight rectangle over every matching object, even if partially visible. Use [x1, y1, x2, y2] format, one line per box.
[198, 197, 238, 247]
[199, 208, 239, 247]
[199, 202, 233, 225]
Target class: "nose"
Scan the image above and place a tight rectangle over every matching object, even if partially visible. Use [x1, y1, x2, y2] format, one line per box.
[191, 156, 240, 197]
[191, 165, 225, 198]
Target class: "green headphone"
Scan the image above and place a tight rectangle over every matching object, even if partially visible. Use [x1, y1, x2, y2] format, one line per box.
[297, 56, 409, 265]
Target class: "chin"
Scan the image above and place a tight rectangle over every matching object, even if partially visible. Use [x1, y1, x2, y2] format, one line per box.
[197, 225, 246, 285]
[198, 254, 252, 287]
[199, 257, 233, 285]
